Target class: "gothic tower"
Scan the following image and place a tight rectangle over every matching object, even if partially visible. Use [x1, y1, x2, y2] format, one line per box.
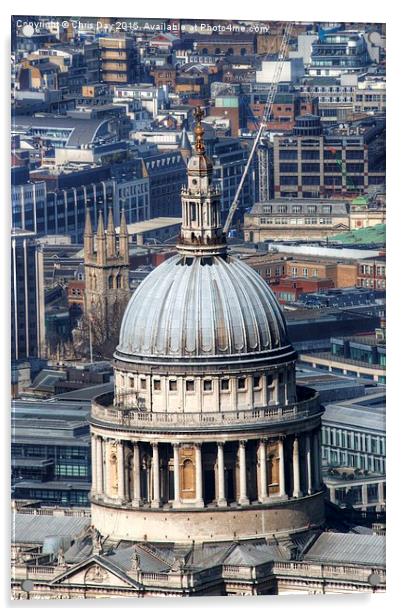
[84, 208, 130, 338]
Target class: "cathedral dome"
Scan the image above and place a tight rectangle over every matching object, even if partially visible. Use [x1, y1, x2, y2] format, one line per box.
[115, 253, 294, 365]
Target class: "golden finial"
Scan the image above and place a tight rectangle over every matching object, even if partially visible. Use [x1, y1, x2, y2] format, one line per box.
[193, 106, 205, 154]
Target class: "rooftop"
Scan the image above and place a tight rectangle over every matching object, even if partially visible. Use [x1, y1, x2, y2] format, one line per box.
[115, 217, 181, 236]
[305, 532, 385, 567]
[322, 397, 385, 432]
[331, 224, 386, 245]
[12, 512, 90, 545]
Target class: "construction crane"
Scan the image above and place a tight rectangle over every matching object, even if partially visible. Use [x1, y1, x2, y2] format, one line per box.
[223, 22, 293, 236]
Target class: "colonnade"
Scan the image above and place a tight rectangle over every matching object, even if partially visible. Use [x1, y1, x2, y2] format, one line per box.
[91, 430, 322, 509]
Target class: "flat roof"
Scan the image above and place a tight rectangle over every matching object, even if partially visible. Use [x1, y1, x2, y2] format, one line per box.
[116, 217, 181, 235]
[54, 382, 113, 402]
[322, 397, 385, 433]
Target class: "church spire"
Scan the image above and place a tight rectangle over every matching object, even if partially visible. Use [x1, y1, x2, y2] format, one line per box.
[84, 207, 94, 258]
[119, 209, 129, 264]
[106, 207, 116, 258]
[96, 210, 106, 265]
[179, 125, 192, 161]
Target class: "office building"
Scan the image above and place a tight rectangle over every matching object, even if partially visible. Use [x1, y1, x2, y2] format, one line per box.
[11, 229, 45, 362]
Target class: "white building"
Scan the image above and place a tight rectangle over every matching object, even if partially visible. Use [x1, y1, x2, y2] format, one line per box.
[256, 58, 305, 84]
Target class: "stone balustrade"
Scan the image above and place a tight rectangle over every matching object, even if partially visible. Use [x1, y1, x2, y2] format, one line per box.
[92, 387, 320, 429]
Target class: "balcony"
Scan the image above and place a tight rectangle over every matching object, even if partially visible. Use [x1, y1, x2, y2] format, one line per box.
[91, 386, 321, 431]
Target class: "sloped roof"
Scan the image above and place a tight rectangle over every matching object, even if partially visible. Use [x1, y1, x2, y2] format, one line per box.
[12, 513, 90, 545]
[304, 532, 385, 566]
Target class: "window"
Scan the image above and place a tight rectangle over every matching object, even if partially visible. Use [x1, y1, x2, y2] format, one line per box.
[153, 379, 161, 391]
[169, 380, 177, 392]
[253, 375, 261, 388]
[129, 377, 134, 388]
[238, 377, 246, 390]
[221, 378, 229, 391]
[279, 149, 298, 160]
[279, 163, 297, 173]
[140, 378, 146, 389]
[203, 379, 212, 392]
[302, 163, 320, 173]
[186, 380, 195, 392]
[302, 176, 320, 185]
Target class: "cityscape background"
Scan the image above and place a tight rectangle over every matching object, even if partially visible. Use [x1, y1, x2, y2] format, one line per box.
[7, 5, 394, 602]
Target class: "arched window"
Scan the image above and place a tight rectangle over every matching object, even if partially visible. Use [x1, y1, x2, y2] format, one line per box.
[108, 275, 114, 289]
[110, 453, 118, 496]
[182, 459, 195, 492]
[116, 274, 121, 289]
[268, 453, 279, 490]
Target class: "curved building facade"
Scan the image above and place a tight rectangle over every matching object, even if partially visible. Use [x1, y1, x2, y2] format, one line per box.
[90, 108, 325, 543]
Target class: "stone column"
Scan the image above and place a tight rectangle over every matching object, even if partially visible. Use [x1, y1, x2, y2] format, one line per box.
[318, 430, 323, 484]
[117, 440, 125, 502]
[362, 482, 368, 507]
[278, 437, 286, 498]
[292, 436, 302, 498]
[313, 431, 321, 490]
[132, 441, 141, 506]
[104, 439, 112, 498]
[96, 436, 104, 496]
[217, 442, 227, 507]
[238, 440, 249, 505]
[258, 439, 268, 502]
[91, 434, 97, 494]
[173, 443, 180, 507]
[306, 433, 313, 495]
[151, 442, 161, 508]
[378, 481, 384, 505]
[195, 443, 204, 507]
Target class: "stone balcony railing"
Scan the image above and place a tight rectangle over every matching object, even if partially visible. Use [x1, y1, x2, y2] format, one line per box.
[91, 386, 321, 430]
[273, 561, 386, 585]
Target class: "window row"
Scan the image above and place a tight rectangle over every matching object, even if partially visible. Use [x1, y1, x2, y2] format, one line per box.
[126, 374, 277, 392]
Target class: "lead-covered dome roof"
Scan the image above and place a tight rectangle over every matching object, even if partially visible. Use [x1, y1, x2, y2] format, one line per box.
[115, 254, 295, 365]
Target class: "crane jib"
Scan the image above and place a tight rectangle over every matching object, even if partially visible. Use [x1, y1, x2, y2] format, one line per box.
[223, 22, 294, 235]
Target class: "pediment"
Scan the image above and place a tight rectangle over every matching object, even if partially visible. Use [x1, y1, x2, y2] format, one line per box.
[50, 556, 140, 589]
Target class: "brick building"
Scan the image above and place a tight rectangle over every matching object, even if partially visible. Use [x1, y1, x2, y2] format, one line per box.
[247, 92, 319, 132]
[272, 277, 335, 304]
[357, 255, 386, 289]
[67, 280, 85, 308]
[98, 36, 140, 85]
[242, 254, 290, 285]
[285, 257, 358, 288]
